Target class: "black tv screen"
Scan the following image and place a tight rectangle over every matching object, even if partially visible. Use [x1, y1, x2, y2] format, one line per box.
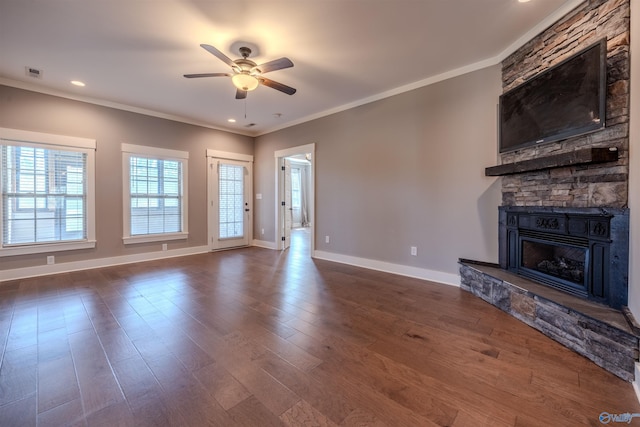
[499, 39, 606, 153]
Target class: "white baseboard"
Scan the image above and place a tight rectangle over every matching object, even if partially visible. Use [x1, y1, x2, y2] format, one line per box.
[313, 250, 460, 287]
[0, 245, 210, 282]
[1, 244, 461, 289]
[252, 239, 278, 250]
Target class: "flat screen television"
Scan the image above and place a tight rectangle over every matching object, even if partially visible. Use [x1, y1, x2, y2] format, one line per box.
[499, 39, 606, 153]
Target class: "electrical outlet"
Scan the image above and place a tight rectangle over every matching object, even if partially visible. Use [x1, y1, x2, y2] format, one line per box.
[47, 255, 55, 265]
[410, 246, 418, 256]
[261, 228, 265, 235]
[325, 236, 330, 243]
[162, 243, 167, 251]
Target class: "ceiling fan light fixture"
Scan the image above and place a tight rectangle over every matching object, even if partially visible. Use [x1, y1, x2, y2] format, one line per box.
[232, 73, 259, 91]
[185, 43, 295, 97]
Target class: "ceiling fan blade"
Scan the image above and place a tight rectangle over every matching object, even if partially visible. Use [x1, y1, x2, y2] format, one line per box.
[258, 77, 297, 95]
[183, 73, 230, 78]
[252, 57, 294, 74]
[236, 89, 247, 100]
[200, 44, 240, 71]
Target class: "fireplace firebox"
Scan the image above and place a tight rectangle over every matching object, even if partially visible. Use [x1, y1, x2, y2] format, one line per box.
[499, 206, 629, 309]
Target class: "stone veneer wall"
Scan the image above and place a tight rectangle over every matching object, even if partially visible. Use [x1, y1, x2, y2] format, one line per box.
[500, 0, 630, 208]
[461, 0, 637, 382]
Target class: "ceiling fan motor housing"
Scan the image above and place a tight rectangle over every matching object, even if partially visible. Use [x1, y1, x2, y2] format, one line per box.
[234, 58, 258, 73]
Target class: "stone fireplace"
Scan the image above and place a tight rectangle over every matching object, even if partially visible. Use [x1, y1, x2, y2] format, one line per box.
[460, 0, 638, 382]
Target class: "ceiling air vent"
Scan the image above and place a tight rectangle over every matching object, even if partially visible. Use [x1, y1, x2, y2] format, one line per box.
[25, 66, 43, 79]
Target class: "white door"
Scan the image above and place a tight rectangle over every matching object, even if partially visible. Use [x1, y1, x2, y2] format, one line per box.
[283, 158, 292, 249]
[210, 158, 252, 249]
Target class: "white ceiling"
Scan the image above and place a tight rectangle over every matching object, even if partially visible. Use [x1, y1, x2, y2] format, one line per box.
[0, 0, 582, 136]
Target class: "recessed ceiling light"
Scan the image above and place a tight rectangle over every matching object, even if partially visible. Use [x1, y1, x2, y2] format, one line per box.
[518, 0, 531, 3]
[70, 80, 85, 87]
[228, 118, 236, 123]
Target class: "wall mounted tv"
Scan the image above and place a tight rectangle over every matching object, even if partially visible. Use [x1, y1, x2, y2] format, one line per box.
[499, 39, 606, 153]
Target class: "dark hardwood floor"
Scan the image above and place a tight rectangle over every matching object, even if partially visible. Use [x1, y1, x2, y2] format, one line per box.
[1, 228, 638, 426]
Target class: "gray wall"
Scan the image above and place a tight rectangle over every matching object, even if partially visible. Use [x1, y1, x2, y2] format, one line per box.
[0, 85, 253, 271]
[1, 64, 503, 281]
[254, 65, 503, 276]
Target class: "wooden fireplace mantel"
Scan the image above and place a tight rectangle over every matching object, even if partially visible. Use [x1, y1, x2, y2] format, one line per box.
[485, 147, 619, 176]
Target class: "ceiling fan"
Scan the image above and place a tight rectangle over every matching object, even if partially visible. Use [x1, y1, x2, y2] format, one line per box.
[184, 44, 296, 99]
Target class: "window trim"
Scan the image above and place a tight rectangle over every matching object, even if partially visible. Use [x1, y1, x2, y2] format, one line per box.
[0, 127, 96, 257]
[121, 143, 189, 245]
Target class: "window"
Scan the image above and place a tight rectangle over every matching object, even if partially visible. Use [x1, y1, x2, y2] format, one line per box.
[0, 128, 96, 257]
[122, 144, 188, 244]
[218, 163, 244, 239]
[291, 167, 301, 209]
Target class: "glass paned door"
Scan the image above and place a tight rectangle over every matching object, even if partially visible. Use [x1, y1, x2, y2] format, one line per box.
[219, 164, 244, 239]
[210, 159, 251, 249]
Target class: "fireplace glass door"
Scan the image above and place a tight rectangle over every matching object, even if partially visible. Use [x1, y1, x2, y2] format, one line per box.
[519, 236, 589, 296]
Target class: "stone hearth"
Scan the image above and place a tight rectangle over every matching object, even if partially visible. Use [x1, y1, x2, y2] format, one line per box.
[460, 260, 638, 381]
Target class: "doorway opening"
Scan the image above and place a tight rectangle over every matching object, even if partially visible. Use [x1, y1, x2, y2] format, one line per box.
[274, 143, 315, 257]
[290, 227, 311, 258]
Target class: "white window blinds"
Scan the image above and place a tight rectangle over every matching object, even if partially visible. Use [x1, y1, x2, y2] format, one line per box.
[0, 127, 96, 256]
[130, 156, 182, 235]
[1, 145, 88, 245]
[218, 164, 244, 239]
[122, 143, 188, 244]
